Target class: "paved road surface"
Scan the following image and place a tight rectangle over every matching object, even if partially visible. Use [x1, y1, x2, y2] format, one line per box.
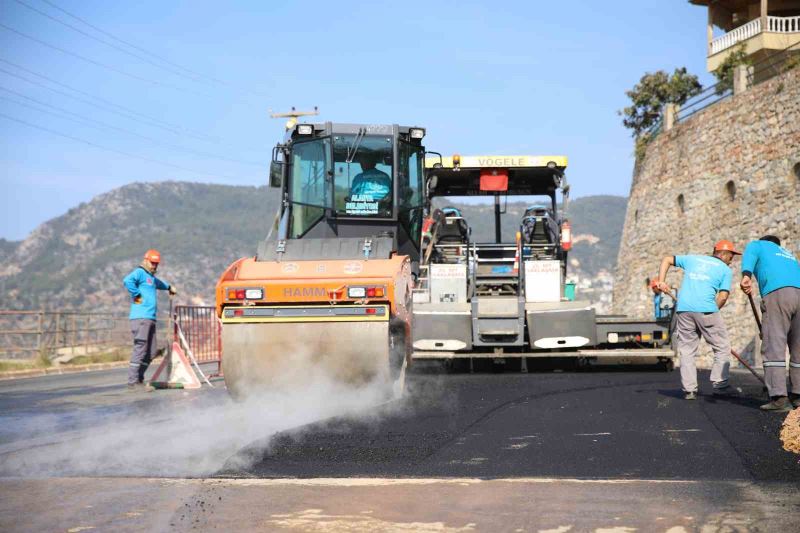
[0, 365, 798, 532]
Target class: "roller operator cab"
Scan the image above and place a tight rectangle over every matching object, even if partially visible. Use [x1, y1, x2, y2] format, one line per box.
[412, 155, 674, 368]
[216, 123, 427, 399]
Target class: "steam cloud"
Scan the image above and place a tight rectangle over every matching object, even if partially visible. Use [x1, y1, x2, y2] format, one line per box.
[0, 368, 398, 478]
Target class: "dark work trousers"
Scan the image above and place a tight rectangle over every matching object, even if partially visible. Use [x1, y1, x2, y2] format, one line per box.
[129, 319, 156, 385]
[761, 286, 800, 398]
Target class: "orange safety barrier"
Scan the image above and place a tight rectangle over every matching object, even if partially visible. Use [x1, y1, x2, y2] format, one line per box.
[172, 305, 222, 378]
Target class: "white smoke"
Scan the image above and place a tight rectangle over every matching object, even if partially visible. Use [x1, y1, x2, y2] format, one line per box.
[0, 369, 398, 478]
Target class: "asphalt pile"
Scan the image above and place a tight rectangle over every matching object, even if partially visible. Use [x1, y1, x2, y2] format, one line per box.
[781, 408, 800, 454]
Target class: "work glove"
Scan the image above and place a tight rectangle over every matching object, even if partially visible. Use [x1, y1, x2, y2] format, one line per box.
[168, 285, 178, 296]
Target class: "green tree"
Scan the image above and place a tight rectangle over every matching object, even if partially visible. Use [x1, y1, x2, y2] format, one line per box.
[712, 44, 750, 95]
[619, 68, 703, 137]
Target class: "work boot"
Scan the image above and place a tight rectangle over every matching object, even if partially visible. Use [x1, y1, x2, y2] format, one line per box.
[759, 396, 792, 412]
[712, 380, 732, 395]
[126, 383, 154, 393]
[684, 391, 697, 401]
[790, 394, 800, 409]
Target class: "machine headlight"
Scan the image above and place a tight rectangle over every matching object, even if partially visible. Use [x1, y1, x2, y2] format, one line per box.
[409, 128, 425, 139]
[296, 124, 313, 135]
[547, 161, 557, 169]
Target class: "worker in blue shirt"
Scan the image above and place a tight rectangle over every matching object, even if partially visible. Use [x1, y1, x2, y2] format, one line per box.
[740, 235, 800, 411]
[122, 249, 177, 391]
[655, 240, 739, 400]
[350, 153, 391, 202]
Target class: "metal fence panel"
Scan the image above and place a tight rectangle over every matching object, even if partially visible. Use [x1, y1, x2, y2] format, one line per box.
[173, 305, 222, 377]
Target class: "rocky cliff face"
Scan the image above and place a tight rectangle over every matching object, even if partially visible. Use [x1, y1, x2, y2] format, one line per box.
[1, 182, 625, 313]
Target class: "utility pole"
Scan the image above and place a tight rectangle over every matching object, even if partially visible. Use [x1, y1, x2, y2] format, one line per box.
[269, 106, 319, 130]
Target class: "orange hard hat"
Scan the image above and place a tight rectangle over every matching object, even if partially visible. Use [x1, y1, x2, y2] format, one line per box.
[714, 240, 740, 255]
[143, 249, 161, 263]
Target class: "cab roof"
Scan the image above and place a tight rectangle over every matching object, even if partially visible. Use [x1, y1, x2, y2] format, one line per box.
[285, 122, 425, 142]
[425, 155, 567, 170]
[424, 155, 568, 197]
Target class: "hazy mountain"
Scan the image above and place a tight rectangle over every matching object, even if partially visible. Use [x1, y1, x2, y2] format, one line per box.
[0, 182, 279, 310]
[0, 182, 626, 311]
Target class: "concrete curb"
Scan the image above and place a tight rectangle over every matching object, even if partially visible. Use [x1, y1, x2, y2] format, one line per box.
[0, 360, 133, 381]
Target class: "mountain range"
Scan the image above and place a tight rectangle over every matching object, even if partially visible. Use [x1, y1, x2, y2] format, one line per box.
[0, 182, 627, 311]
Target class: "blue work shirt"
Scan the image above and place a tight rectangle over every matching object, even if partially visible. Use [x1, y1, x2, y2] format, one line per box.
[350, 168, 391, 200]
[741, 240, 800, 296]
[674, 255, 732, 313]
[123, 266, 170, 320]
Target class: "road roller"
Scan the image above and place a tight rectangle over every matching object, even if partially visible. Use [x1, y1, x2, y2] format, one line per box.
[216, 122, 427, 398]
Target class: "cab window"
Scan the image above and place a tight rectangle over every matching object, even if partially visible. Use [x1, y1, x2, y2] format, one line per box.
[398, 141, 424, 248]
[333, 135, 393, 217]
[289, 138, 329, 237]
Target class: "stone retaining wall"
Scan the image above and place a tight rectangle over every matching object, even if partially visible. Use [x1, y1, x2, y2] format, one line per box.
[614, 67, 800, 365]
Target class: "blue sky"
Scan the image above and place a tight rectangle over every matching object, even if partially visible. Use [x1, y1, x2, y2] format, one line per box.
[0, 0, 716, 240]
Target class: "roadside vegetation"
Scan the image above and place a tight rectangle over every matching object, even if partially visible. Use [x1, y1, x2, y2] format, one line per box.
[712, 43, 750, 95]
[619, 68, 702, 161]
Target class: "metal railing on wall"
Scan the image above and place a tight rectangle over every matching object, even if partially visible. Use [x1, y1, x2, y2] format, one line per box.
[0, 309, 172, 360]
[0, 310, 117, 359]
[747, 40, 800, 84]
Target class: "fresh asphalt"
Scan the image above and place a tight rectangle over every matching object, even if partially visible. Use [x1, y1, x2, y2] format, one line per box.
[228, 364, 800, 483]
[0, 363, 796, 482]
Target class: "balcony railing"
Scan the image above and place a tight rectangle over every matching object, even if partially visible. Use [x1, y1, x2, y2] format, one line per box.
[768, 15, 800, 33]
[710, 18, 761, 55]
[711, 16, 800, 55]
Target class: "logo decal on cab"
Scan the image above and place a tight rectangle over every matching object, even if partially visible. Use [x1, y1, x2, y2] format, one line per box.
[343, 262, 363, 275]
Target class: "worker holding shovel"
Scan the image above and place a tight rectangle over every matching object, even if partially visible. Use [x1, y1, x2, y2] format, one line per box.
[740, 235, 800, 412]
[122, 249, 177, 392]
[655, 240, 740, 400]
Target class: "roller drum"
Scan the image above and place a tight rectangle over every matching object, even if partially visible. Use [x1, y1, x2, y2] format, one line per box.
[222, 321, 391, 399]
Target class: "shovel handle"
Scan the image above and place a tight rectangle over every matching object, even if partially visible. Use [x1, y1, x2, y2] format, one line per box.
[747, 293, 763, 337]
[730, 348, 767, 388]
